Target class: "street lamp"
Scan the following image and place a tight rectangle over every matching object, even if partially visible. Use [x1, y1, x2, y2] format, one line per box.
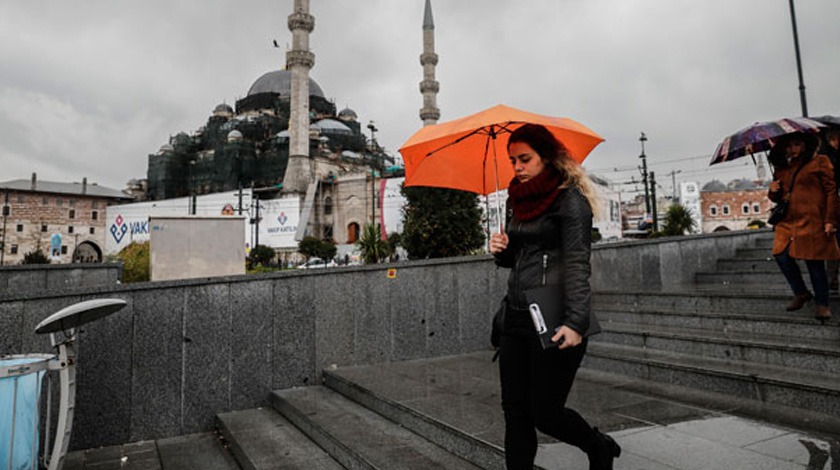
[1, 190, 9, 265]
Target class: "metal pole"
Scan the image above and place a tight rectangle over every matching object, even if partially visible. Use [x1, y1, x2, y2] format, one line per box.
[788, 0, 808, 117]
[1, 190, 9, 265]
[650, 171, 658, 232]
[639, 133, 650, 215]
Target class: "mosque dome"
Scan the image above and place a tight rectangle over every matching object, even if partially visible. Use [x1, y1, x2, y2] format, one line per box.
[313, 118, 353, 135]
[159, 143, 174, 154]
[247, 70, 325, 98]
[227, 130, 243, 143]
[213, 103, 234, 117]
[701, 180, 727, 192]
[338, 108, 358, 122]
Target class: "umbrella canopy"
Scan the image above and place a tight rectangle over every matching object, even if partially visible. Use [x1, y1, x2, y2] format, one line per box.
[811, 115, 840, 127]
[710, 117, 825, 165]
[399, 104, 604, 195]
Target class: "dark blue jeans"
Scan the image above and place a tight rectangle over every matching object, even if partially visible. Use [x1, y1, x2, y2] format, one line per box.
[774, 245, 829, 307]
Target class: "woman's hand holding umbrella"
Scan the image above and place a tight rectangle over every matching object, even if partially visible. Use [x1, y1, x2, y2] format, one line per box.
[489, 232, 508, 254]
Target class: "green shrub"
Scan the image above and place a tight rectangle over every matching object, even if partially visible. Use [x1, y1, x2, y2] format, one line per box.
[248, 244, 276, 268]
[21, 249, 50, 264]
[118, 241, 149, 283]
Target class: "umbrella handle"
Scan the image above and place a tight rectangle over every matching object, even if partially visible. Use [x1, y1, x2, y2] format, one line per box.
[492, 134, 504, 233]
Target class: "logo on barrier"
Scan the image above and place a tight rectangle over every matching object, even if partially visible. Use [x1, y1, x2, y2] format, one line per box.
[278, 212, 288, 225]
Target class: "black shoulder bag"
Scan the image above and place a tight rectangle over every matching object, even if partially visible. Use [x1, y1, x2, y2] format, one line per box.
[768, 163, 805, 226]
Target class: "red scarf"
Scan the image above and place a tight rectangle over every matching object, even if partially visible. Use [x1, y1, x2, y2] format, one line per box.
[507, 168, 564, 221]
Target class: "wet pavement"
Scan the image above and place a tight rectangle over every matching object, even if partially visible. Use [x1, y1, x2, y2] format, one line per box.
[63, 351, 838, 469]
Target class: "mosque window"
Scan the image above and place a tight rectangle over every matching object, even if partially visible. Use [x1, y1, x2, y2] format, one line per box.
[709, 206, 718, 216]
[92, 210, 98, 220]
[89, 227, 95, 234]
[69, 209, 75, 219]
[753, 203, 760, 213]
[61, 246, 68, 255]
[324, 196, 333, 215]
[17, 195, 24, 203]
[10, 244, 17, 255]
[16, 224, 23, 232]
[41, 223, 48, 232]
[722, 205, 730, 215]
[68, 226, 74, 234]
[324, 225, 333, 240]
[741, 204, 749, 214]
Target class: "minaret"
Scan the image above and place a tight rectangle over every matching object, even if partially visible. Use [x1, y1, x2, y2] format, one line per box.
[285, 0, 315, 193]
[419, 0, 440, 126]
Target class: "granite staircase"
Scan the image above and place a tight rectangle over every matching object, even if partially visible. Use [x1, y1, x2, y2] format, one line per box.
[586, 232, 840, 434]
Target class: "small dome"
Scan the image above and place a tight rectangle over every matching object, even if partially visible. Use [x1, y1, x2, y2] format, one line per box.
[247, 70, 325, 98]
[213, 103, 234, 117]
[227, 130, 243, 142]
[314, 118, 353, 135]
[275, 130, 290, 140]
[159, 144, 174, 153]
[338, 108, 358, 122]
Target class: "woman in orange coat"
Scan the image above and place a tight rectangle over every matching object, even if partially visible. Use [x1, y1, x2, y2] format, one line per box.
[768, 132, 839, 320]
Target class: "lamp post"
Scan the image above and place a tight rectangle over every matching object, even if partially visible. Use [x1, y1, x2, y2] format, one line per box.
[787, 0, 808, 117]
[367, 121, 379, 225]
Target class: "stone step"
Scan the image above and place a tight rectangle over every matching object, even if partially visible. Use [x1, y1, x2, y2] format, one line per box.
[592, 289, 840, 316]
[753, 236, 774, 249]
[715, 258, 778, 272]
[594, 302, 840, 342]
[271, 386, 483, 470]
[594, 321, 840, 375]
[322, 366, 510, 470]
[695, 270, 789, 285]
[734, 247, 774, 259]
[584, 342, 840, 418]
[216, 407, 343, 470]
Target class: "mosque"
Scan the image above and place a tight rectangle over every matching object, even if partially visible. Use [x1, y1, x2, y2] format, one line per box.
[143, 0, 438, 249]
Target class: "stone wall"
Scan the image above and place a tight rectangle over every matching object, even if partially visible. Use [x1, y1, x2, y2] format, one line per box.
[0, 263, 121, 297]
[0, 229, 768, 449]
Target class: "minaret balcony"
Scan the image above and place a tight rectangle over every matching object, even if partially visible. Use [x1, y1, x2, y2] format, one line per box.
[420, 108, 441, 122]
[288, 12, 315, 32]
[419, 80, 440, 93]
[286, 50, 315, 68]
[419, 52, 438, 66]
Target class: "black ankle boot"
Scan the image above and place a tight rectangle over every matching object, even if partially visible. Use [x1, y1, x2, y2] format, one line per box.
[588, 427, 621, 470]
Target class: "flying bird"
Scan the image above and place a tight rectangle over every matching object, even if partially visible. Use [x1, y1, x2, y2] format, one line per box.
[272, 39, 279, 48]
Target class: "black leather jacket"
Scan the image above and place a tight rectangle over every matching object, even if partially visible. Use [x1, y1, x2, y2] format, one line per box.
[494, 187, 601, 337]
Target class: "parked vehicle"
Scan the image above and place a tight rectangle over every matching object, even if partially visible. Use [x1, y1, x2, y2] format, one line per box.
[298, 257, 327, 269]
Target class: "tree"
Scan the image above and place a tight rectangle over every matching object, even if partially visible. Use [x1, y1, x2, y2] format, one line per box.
[297, 236, 336, 261]
[22, 248, 50, 264]
[248, 244, 276, 268]
[661, 204, 697, 236]
[117, 241, 149, 282]
[356, 223, 390, 264]
[400, 186, 485, 259]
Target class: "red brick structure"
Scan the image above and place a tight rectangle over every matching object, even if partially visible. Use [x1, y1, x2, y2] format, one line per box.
[1, 174, 131, 265]
[700, 180, 771, 233]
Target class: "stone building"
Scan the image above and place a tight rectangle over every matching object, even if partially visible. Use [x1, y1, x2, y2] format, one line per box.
[700, 179, 771, 232]
[0, 174, 131, 265]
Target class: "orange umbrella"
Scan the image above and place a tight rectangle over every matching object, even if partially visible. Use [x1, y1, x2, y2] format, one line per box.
[399, 104, 604, 196]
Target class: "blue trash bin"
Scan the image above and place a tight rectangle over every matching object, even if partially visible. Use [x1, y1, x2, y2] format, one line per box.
[0, 354, 53, 470]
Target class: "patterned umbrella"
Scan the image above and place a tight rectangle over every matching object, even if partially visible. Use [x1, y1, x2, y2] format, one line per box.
[811, 115, 840, 127]
[709, 117, 825, 165]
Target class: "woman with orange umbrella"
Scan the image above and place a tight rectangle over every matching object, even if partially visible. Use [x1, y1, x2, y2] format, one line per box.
[489, 124, 620, 469]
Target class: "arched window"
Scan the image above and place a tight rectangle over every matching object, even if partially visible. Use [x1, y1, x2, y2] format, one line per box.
[722, 205, 730, 216]
[709, 205, 718, 216]
[347, 222, 360, 243]
[324, 196, 333, 215]
[742, 203, 750, 214]
[753, 203, 761, 213]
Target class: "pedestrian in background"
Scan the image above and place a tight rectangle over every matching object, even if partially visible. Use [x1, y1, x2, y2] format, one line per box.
[767, 132, 839, 321]
[819, 128, 840, 290]
[489, 123, 620, 469]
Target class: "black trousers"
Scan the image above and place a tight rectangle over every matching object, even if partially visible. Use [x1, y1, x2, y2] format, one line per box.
[499, 332, 597, 469]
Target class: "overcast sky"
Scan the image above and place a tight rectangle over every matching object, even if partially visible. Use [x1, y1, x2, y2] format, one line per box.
[2, 1, 839, 200]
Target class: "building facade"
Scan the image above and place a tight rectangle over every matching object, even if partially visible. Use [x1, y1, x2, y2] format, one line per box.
[1, 174, 131, 265]
[699, 179, 771, 232]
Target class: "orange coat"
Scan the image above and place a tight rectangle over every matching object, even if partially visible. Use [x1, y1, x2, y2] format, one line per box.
[769, 154, 840, 260]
